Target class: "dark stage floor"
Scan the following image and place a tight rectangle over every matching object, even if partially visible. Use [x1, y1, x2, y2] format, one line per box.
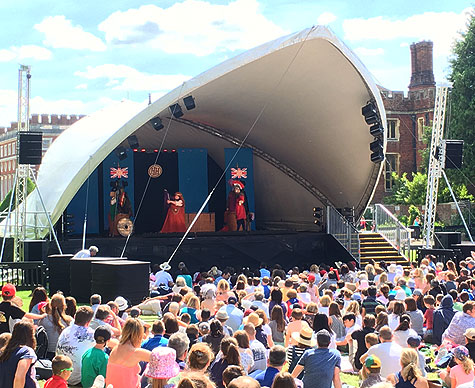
[51, 230, 354, 272]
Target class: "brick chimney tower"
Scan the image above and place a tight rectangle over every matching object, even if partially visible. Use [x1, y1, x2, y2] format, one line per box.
[409, 41, 435, 90]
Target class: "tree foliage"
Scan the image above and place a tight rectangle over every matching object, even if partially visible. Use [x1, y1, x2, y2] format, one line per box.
[383, 171, 474, 206]
[447, 12, 475, 192]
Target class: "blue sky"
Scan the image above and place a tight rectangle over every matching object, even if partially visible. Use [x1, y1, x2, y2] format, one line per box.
[0, 0, 472, 127]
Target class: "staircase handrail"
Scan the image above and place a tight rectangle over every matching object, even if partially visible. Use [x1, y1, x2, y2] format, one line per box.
[374, 204, 411, 259]
[326, 206, 360, 265]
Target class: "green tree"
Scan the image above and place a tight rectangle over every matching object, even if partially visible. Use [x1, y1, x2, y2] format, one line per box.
[383, 171, 473, 205]
[447, 12, 475, 193]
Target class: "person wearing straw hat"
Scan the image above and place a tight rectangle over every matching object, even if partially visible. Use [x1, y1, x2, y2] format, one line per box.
[153, 262, 174, 292]
[291, 329, 342, 388]
[287, 325, 317, 379]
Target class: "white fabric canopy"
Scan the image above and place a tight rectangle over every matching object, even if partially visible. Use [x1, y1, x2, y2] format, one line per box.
[1, 25, 386, 237]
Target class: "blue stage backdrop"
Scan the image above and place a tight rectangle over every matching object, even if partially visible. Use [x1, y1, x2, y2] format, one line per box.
[102, 149, 135, 232]
[66, 168, 99, 235]
[178, 148, 208, 213]
[224, 148, 255, 230]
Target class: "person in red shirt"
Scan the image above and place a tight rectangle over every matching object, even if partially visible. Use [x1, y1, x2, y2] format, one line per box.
[423, 295, 435, 342]
[236, 193, 247, 231]
[44, 355, 73, 388]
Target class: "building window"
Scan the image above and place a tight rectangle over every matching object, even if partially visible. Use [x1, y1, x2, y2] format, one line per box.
[12, 143, 15, 154]
[385, 153, 399, 191]
[417, 117, 425, 140]
[42, 138, 52, 151]
[387, 119, 399, 140]
[8, 143, 11, 156]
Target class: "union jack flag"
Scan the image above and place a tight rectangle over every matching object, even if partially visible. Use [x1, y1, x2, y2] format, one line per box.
[110, 167, 128, 179]
[231, 167, 247, 179]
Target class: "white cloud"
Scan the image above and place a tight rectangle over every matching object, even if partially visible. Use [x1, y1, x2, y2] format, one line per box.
[75, 83, 88, 90]
[342, 8, 472, 57]
[353, 47, 385, 57]
[35, 16, 106, 51]
[0, 90, 18, 127]
[0, 45, 52, 62]
[317, 12, 337, 25]
[75, 64, 191, 92]
[98, 0, 287, 56]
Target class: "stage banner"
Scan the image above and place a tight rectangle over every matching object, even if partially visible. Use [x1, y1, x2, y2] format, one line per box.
[178, 148, 208, 213]
[224, 148, 255, 230]
[102, 149, 135, 233]
[66, 168, 99, 235]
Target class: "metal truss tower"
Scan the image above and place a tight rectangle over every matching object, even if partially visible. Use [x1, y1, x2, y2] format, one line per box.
[423, 86, 449, 248]
[13, 65, 31, 261]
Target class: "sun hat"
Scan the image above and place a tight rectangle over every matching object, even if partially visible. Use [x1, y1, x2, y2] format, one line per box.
[406, 335, 421, 348]
[160, 262, 172, 271]
[1, 283, 16, 297]
[358, 279, 369, 290]
[365, 355, 381, 369]
[453, 346, 470, 361]
[291, 325, 317, 347]
[114, 296, 128, 311]
[464, 328, 475, 341]
[395, 289, 407, 301]
[244, 312, 263, 327]
[145, 347, 180, 379]
[215, 310, 229, 320]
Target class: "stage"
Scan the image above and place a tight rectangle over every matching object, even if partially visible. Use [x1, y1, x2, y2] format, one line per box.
[49, 230, 355, 272]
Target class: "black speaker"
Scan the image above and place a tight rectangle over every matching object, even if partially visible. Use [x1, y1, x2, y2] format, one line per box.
[434, 232, 461, 249]
[19, 132, 42, 165]
[445, 140, 463, 169]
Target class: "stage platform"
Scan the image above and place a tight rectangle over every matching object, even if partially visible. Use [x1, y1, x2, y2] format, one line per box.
[50, 231, 355, 272]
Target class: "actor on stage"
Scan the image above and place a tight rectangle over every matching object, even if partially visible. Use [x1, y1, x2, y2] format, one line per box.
[109, 186, 133, 237]
[222, 180, 244, 232]
[236, 193, 246, 231]
[161, 192, 186, 233]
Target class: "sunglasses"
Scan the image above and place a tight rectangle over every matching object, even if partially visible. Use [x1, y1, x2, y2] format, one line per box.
[60, 367, 73, 372]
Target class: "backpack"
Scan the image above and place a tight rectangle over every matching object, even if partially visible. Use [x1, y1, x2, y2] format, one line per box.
[35, 326, 49, 360]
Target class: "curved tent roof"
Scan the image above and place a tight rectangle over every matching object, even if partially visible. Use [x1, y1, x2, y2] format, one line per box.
[4, 25, 386, 237]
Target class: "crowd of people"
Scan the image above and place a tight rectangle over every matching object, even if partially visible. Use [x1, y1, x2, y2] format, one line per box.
[1, 254, 475, 388]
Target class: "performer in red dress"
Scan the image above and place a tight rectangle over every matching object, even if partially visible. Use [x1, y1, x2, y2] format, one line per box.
[160, 192, 186, 233]
[236, 193, 246, 231]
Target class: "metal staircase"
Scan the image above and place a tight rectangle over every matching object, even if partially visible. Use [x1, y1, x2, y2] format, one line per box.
[359, 232, 409, 267]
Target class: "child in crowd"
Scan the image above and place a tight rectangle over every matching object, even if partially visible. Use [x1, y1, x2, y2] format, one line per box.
[450, 346, 475, 388]
[423, 295, 435, 342]
[360, 355, 384, 388]
[44, 355, 73, 388]
[81, 326, 111, 388]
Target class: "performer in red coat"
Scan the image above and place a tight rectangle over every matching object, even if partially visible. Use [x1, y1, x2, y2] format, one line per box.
[160, 192, 186, 233]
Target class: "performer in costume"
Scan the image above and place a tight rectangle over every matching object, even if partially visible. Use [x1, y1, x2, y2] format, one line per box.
[221, 180, 244, 232]
[161, 192, 186, 233]
[109, 184, 133, 236]
[236, 193, 246, 231]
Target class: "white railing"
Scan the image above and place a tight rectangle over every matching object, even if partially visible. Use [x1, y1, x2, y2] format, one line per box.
[326, 206, 360, 265]
[374, 204, 411, 259]
[0, 210, 51, 240]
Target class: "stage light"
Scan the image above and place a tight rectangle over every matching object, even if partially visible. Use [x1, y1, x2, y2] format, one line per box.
[312, 207, 322, 225]
[169, 103, 184, 118]
[183, 95, 195, 110]
[362, 102, 378, 125]
[141, 148, 146, 152]
[127, 135, 139, 149]
[154, 149, 158, 153]
[133, 149, 138, 152]
[369, 124, 384, 138]
[163, 149, 168, 152]
[150, 117, 164, 131]
[115, 146, 127, 161]
[172, 149, 176, 152]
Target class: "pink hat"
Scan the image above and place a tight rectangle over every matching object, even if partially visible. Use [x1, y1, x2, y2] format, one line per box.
[358, 279, 369, 290]
[145, 347, 180, 379]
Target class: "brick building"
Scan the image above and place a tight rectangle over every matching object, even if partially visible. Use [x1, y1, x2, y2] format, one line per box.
[372, 41, 436, 203]
[0, 114, 84, 200]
